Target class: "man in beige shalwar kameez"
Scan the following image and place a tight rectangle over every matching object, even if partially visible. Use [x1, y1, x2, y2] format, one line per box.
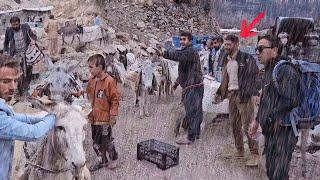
[44, 15, 60, 57]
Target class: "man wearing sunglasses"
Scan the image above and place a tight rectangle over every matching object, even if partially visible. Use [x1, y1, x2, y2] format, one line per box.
[249, 35, 300, 180]
[163, 31, 203, 145]
[214, 34, 260, 167]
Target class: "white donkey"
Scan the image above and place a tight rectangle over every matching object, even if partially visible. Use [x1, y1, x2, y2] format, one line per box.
[20, 55, 91, 180]
[20, 101, 91, 180]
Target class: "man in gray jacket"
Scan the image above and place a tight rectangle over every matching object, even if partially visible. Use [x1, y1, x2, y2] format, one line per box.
[0, 55, 56, 179]
[4, 16, 37, 97]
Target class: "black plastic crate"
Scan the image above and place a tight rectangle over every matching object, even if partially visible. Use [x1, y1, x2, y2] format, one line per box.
[137, 139, 179, 170]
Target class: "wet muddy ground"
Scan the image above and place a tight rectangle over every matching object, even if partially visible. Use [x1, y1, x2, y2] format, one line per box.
[84, 87, 265, 180]
[12, 86, 319, 180]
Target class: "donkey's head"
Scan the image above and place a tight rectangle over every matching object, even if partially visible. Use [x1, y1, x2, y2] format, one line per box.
[51, 103, 87, 179]
[139, 60, 157, 90]
[27, 97, 88, 179]
[43, 56, 82, 103]
[118, 49, 128, 70]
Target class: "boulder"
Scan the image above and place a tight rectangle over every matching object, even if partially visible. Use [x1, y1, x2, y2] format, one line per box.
[146, 47, 155, 54]
[132, 34, 139, 41]
[146, 0, 153, 6]
[149, 38, 159, 46]
[137, 21, 146, 29]
[115, 45, 127, 53]
[104, 45, 117, 55]
[60, 46, 77, 54]
[139, 42, 148, 50]
[106, 27, 116, 39]
[116, 32, 131, 42]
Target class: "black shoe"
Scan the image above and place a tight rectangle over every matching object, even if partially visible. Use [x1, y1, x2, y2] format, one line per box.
[89, 162, 108, 172]
[196, 135, 200, 139]
[212, 117, 223, 124]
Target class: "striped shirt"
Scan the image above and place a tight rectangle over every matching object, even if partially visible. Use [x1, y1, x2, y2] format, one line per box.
[13, 30, 26, 54]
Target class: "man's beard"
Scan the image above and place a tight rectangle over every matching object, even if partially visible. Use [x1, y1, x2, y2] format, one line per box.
[13, 26, 20, 31]
[225, 49, 232, 55]
[0, 92, 12, 102]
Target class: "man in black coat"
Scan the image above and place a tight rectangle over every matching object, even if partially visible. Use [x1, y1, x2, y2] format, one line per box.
[249, 35, 300, 180]
[3, 16, 36, 97]
[215, 35, 260, 167]
[163, 31, 203, 145]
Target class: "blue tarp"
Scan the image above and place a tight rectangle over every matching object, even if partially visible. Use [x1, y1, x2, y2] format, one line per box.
[172, 36, 181, 48]
[171, 35, 207, 51]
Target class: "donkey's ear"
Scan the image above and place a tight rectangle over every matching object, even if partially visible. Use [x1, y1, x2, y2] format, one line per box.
[44, 54, 55, 71]
[47, 101, 57, 109]
[66, 60, 82, 74]
[27, 96, 50, 112]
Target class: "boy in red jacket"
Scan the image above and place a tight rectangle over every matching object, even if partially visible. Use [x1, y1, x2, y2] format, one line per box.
[86, 54, 120, 171]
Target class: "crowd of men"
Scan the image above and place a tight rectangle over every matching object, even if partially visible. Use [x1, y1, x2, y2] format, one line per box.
[164, 31, 313, 180]
[0, 13, 319, 180]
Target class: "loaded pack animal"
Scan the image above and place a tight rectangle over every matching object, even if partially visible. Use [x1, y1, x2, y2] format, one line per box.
[21, 56, 91, 180]
[128, 58, 158, 117]
[104, 54, 125, 84]
[32, 57, 83, 103]
[114, 55, 158, 117]
[60, 20, 81, 46]
[153, 58, 178, 100]
[107, 47, 179, 121]
[117, 47, 128, 70]
[110, 52, 179, 117]
[61, 20, 108, 46]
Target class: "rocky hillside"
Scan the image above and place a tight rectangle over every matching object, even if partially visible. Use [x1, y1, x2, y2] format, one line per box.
[102, 1, 221, 42]
[0, 0, 47, 11]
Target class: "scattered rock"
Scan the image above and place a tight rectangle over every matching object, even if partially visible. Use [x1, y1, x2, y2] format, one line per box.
[106, 27, 116, 39]
[139, 42, 148, 50]
[116, 45, 127, 52]
[116, 32, 131, 42]
[132, 34, 139, 41]
[137, 21, 146, 29]
[146, 47, 155, 54]
[104, 45, 117, 55]
[60, 46, 76, 54]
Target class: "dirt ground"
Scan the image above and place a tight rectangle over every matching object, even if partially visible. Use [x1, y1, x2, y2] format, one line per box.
[84, 87, 266, 180]
[12, 86, 320, 180]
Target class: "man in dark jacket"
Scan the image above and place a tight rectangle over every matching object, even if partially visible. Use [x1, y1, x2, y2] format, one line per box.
[249, 35, 300, 180]
[208, 36, 224, 76]
[214, 35, 260, 167]
[211, 36, 229, 122]
[3, 16, 36, 97]
[163, 31, 203, 145]
[212, 36, 226, 72]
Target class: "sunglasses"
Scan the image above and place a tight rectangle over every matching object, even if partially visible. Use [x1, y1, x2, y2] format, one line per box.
[256, 46, 272, 53]
[180, 37, 188, 41]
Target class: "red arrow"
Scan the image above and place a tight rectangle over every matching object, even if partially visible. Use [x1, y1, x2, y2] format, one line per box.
[240, 12, 265, 38]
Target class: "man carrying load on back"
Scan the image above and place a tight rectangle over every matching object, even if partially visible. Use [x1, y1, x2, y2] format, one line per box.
[249, 35, 320, 179]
